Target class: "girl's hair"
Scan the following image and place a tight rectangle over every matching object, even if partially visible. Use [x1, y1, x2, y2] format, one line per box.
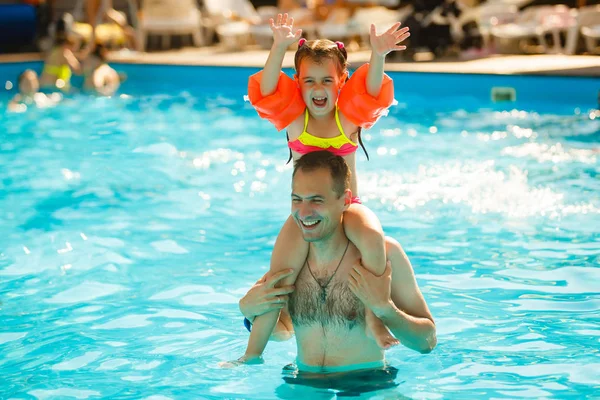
[54, 13, 74, 46]
[294, 39, 348, 76]
[54, 34, 72, 46]
[56, 13, 73, 35]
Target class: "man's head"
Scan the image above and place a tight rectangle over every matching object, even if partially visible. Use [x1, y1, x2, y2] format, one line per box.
[291, 151, 352, 242]
[18, 70, 39, 96]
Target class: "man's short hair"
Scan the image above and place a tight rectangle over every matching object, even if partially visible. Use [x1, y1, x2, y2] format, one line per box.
[292, 151, 350, 198]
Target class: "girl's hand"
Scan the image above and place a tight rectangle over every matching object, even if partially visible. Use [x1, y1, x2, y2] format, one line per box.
[270, 13, 302, 50]
[369, 22, 410, 57]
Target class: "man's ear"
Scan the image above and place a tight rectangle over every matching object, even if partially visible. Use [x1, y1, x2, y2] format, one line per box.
[343, 189, 352, 210]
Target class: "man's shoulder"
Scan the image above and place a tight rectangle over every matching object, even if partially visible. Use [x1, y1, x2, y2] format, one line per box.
[384, 236, 403, 254]
[384, 237, 413, 274]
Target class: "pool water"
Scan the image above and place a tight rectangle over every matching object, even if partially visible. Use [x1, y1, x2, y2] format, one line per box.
[0, 63, 599, 399]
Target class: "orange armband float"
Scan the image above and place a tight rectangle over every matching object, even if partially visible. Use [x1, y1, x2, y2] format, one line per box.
[337, 64, 395, 130]
[247, 70, 305, 131]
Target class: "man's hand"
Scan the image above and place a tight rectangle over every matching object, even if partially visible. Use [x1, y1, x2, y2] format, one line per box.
[348, 260, 393, 317]
[239, 269, 295, 322]
[369, 22, 410, 57]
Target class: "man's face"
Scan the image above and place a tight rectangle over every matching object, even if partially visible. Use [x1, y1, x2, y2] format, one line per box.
[291, 168, 349, 242]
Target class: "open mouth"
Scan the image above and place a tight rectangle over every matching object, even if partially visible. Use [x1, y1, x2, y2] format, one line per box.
[312, 96, 327, 108]
[300, 219, 321, 230]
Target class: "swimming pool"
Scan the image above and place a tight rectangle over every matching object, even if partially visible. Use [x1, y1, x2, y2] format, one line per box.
[0, 61, 598, 399]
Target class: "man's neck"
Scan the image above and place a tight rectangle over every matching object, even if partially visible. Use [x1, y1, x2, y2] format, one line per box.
[308, 225, 348, 266]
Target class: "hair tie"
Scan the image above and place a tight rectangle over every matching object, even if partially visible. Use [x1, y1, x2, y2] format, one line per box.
[298, 38, 306, 47]
[335, 41, 344, 50]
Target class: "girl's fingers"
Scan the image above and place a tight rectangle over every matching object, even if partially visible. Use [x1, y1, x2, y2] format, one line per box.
[396, 33, 410, 44]
[385, 22, 402, 35]
[289, 17, 294, 27]
[393, 27, 410, 38]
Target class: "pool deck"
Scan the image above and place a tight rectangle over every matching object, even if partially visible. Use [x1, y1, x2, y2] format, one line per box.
[1, 46, 600, 76]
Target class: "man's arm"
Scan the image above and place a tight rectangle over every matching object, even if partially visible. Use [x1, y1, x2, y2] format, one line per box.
[375, 238, 436, 353]
[348, 237, 436, 354]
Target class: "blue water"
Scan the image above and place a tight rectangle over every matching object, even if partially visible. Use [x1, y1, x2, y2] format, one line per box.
[0, 62, 599, 399]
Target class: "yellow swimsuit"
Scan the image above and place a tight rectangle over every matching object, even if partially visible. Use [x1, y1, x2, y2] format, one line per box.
[43, 64, 72, 84]
[288, 108, 358, 156]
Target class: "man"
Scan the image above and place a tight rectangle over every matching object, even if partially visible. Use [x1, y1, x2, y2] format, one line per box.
[238, 151, 436, 371]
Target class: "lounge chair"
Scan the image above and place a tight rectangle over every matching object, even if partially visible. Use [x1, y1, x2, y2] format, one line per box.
[537, 6, 577, 53]
[490, 5, 572, 54]
[203, 0, 261, 51]
[474, 3, 519, 52]
[137, 0, 204, 50]
[248, 6, 317, 50]
[563, 6, 600, 54]
[316, 7, 353, 42]
[351, 6, 406, 46]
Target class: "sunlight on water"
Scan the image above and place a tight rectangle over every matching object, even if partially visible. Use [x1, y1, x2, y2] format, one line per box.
[0, 67, 598, 399]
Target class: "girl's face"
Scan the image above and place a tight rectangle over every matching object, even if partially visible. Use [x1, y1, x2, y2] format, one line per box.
[296, 58, 347, 118]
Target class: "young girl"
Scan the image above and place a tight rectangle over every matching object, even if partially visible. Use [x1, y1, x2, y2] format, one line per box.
[40, 16, 82, 91]
[238, 14, 410, 364]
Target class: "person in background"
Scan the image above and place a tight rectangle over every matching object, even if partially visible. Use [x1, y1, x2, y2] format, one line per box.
[8, 70, 61, 112]
[82, 41, 122, 96]
[84, 0, 139, 50]
[40, 13, 82, 91]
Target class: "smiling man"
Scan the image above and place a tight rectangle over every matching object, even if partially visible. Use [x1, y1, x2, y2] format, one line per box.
[237, 151, 436, 373]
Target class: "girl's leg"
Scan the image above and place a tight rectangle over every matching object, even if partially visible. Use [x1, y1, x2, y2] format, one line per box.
[270, 214, 309, 287]
[344, 204, 399, 349]
[243, 215, 308, 361]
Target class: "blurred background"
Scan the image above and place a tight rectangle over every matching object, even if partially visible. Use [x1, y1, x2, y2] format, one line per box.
[1, 0, 599, 61]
